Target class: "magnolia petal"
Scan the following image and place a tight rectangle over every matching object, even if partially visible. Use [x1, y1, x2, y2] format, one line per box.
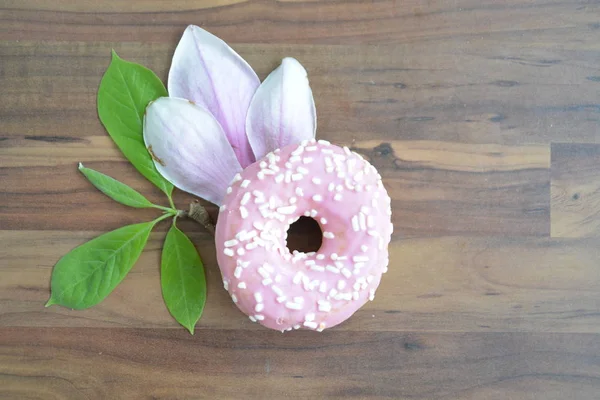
[168, 25, 259, 167]
[143, 97, 242, 206]
[246, 57, 317, 160]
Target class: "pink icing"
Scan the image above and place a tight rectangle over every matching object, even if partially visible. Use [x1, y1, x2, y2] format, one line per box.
[215, 139, 393, 332]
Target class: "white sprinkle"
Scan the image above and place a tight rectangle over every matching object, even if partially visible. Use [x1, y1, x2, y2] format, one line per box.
[304, 321, 318, 329]
[285, 302, 303, 310]
[353, 291, 360, 300]
[336, 185, 343, 192]
[367, 275, 374, 283]
[359, 213, 367, 231]
[317, 322, 327, 332]
[272, 285, 284, 296]
[240, 206, 248, 219]
[353, 255, 369, 262]
[324, 157, 333, 168]
[354, 262, 366, 269]
[220, 205, 227, 212]
[305, 146, 317, 151]
[224, 248, 234, 257]
[302, 276, 311, 291]
[334, 193, 343, 201]
[367, 215, 375, 228]
[305, 313, 315, 322]
[328, 182, 335, 192]
[293, 324, 301, 330]
[224, 239, 238, 247]
[312, 194, 323, 202]
[310, 265, 325, 272]
[275, 274, 282, 282]
[232, 173, 242, 183]
[276, 296, 287, 303]
[263, 263, 274, 273]
[255, 314, 265, 321]
[255, 303, 264, 312]
[262, 278, 273, 286]
[285, 162, 292, 169]
[275, 174, 284, 183]
[277, 205, 297, 215]
[323, 232, 335, 239]
[351, 216, 360, 232]
[234, 266, 243, 278]
[226, 187, 232, 194]
[249, 315, 257, 322]
[258, 267, 270, 279]
[238, 282, 247, 289]
[328, 288, 338, 298]
[318, 301, 332, 312]
[347, 158, 356, 172]
[361, 245, 368, 252]
[319, 281, 328, 293]
[295, 187, 304, 197]
[236, 247, 245, 256]
[292, 173, 303, 181]
[254, 292, 263, 303]
[304, 211, 311, 217]
[285, 171, 292, 183]
[369, 288, 376, 301]
[305, 260, 316, 266]
[269, 196, 277, 209]
[245, 241, 258, 250]
[320, 217, 328, 225]
[291, 146, 304, 156]
[326, 265, 340, 274]
[341, 268, 352, 278]
[303, 157, 314, 165]
[290, 155, 301, 163]
[293, 272, 304, 285]
[297, 167, 309, 175]
[241, 192, 251, 205]
[253, 221, 264, 231]
[337, 280, 346, 290]
[290, 197, 297, 204]
[316, 254, 325, 260]
[334, 261, 345, 269]
[294, 296, 305, 304]
[318, 139, 331, 145]
[241, 179, 251, 188]
[312, 177, 322, 184]
[368, 230, 380, 237]
[353, 282, 361, 291]
[231, 294, 238, 303]
[223, 280, 229, 290]
[260, 161, 267, 169]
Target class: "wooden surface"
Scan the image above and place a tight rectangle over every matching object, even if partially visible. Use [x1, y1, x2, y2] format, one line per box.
[1, 1, 600, 398]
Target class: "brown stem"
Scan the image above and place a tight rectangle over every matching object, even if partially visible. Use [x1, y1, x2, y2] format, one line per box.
[184, 201, 215, 235]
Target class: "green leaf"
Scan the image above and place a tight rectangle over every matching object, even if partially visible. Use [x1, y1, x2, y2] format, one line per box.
[97, 50, 173, 198]
[46, 221, 157, 309]
[79, 163, 155, 209]
[161, 222, 207, 334]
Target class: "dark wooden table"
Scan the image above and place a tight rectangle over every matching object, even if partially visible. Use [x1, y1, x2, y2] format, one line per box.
[2, 1, 600, 399]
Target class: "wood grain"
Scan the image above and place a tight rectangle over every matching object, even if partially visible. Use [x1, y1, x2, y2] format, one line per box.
[2, 328, 600, 399]
[552, 143, 600, 238]
[2, 0, 600, 398]
[3, 233, 600, 332]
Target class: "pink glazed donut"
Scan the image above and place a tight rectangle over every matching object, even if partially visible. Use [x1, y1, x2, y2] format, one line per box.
[215, 139, 393, 332]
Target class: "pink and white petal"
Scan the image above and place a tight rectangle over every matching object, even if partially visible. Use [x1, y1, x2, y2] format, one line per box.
[246, 57, 317, 160]
[168, 25, 259, 168]
[143, 97, 242, 206]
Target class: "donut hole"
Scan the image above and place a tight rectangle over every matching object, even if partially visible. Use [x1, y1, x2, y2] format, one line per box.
[286, 216, 323, 253]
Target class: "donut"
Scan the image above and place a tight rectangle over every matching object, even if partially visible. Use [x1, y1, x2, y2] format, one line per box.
[215, 139, 393, 331]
